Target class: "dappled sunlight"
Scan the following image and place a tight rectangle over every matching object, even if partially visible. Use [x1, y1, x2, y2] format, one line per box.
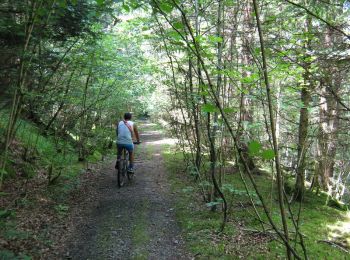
[140, 123, 158, 128]
[326, 211, 350, 245]
[140, 131, 162, 136]
[145, 138, 177, 145]
[69, 132, 79, 141]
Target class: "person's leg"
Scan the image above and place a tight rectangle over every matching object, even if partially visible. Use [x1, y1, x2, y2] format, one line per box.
[126, 144, 134, 171]
[129, 151, 134, 168]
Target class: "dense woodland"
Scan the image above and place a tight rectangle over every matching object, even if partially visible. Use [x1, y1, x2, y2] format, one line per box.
[1, 0, 350, 259]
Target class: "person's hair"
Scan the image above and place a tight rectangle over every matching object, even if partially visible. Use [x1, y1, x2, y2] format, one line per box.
[124, 112, 132, 120]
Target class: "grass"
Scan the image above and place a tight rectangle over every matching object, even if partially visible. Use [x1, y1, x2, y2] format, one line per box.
[0, 111, 114, 258]
[0, 110, 80, 181]
[131, 199, 150, 260]
[163, 147, 350, 259]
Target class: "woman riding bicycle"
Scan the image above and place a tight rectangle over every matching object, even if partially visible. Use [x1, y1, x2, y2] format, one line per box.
[115, 112, 141, 172]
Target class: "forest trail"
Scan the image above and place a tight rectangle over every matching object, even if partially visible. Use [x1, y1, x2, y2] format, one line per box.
[62, 122, 189, 260]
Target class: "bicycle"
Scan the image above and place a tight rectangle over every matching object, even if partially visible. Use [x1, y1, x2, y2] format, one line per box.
[117, 141, 141, 188]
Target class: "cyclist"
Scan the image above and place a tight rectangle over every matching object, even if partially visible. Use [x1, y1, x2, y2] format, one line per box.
[115, 112, 140, 172]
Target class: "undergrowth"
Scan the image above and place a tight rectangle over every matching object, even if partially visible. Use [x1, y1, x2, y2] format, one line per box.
[0, 111, 79, 182]
[163, 147, 350, 259]
[0, 111, 112, 258]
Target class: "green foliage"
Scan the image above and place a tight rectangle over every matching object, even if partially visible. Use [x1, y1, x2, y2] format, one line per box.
[248, 141, 275, 160]
[222, 107, 237, 113]
[96, 0, 104, 6]
[248, 141, 262, 155]
[0, 111, 81, 183]
[261, 149, 275, 160]
[173, 21, 184, 30]
[208, 35, 223, 43]
[201, 103, 219, 113]
[159, 2, 174, 14]
[164, 148, 350, 259]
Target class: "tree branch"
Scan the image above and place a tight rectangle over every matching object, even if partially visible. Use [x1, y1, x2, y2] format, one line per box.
[284, 0, 350, 40]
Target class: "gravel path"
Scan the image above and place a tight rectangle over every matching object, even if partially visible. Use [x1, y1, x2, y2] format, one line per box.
[63, 123, 190, 260]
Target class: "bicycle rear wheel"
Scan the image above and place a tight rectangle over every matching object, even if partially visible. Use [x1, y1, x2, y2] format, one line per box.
[117, 151, 127, 187]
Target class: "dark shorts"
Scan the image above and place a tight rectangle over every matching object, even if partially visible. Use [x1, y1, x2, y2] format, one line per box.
[117, 143, 134, 152]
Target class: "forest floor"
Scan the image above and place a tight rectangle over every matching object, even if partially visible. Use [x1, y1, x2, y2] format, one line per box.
[2, 120, 350, 259]
[59, 122, 190, 259]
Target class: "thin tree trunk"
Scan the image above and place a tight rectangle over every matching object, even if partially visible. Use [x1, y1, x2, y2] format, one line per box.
[251, 0, 291, 258]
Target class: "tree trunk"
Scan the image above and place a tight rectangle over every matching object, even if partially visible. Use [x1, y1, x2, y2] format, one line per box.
[293, 15, 313, 201]
[317, 17, 342, 193]
[237, 0, 257, 173]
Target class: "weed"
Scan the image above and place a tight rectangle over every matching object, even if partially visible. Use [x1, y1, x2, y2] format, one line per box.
[0, 250, 32, 260]
[54, 204, 69, 216]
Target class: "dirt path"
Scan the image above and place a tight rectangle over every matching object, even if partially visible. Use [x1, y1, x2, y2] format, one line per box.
[63, 122, 190, 260]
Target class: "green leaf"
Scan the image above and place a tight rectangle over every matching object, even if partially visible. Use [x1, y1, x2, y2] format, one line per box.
[167, 31, 182, 41]
[194, 35, 204, 43]
[160, 2, 174, 13]
[223, 107, 237, 113]
[261, 149, 275, 160]
[241, 73, 259, 84]
[173, 21, 184, 30]
[122, 4, 130, 12]
[248, 141, 261, 155]
[199, 90, 209, 96]
[202, 103, 219, 113]
[208, 35, 223, 43]
[96, 0, 104, 6]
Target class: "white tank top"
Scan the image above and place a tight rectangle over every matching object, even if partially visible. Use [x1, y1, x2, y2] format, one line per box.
[117, 120, 134, 144]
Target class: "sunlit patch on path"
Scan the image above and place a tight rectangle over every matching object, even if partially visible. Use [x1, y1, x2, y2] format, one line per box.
[145, 137, 177, 146]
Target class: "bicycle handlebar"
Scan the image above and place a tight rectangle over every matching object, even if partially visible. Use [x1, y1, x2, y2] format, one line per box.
[133, 141, 141, 145]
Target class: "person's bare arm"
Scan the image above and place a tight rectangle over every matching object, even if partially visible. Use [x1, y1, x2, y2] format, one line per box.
[134, 124, 140, 142]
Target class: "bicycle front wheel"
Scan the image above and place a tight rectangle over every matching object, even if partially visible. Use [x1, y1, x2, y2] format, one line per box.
[127, 170, 134, 181]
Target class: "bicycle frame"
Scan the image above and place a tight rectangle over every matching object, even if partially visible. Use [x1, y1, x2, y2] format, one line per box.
[117, 149, 129, 187]
[117, 142, 140, 188]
